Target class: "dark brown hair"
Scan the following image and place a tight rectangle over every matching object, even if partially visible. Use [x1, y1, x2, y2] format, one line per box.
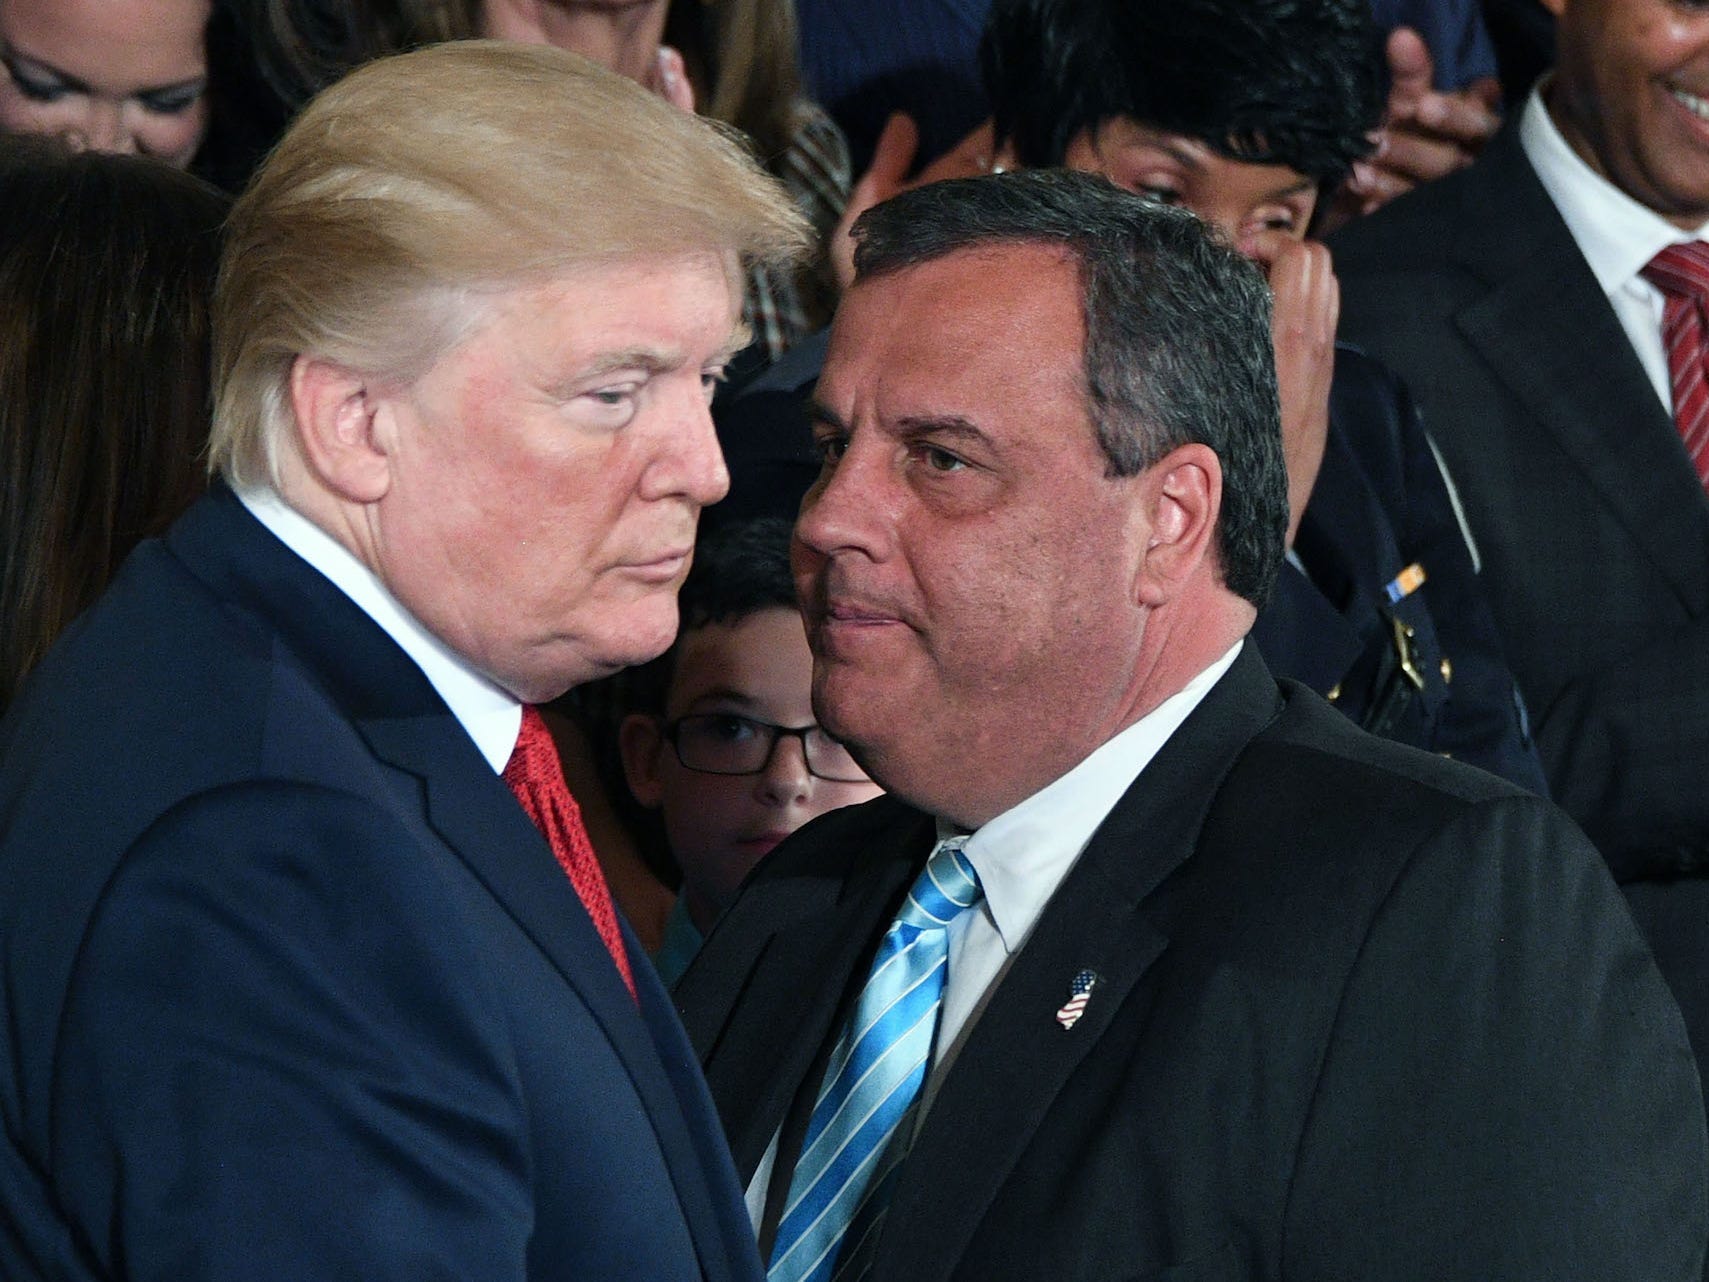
[0, 139, 229, 710]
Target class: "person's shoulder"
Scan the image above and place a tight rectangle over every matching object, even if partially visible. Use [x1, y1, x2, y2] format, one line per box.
[747, 792, 928, 891]
[1330, 180, 1472, 276]
[1328, 342, 1409, 429]
[1193, 684, 1599, 952]
[1328, 135, 1523, 278]
[1231, 681, 1547, 849]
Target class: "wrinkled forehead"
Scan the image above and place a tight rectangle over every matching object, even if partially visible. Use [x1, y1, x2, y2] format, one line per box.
[818, 244, 1091, 438]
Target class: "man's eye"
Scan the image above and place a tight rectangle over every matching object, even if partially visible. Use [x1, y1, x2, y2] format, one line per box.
[919, 445, 965, 473]
[812, 433, 848, 464]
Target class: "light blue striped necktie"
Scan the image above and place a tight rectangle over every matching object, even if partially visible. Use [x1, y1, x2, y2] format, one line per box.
[767, 837, 984, 1282]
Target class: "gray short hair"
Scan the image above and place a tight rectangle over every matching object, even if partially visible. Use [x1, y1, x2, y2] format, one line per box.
[850, 170, 1286, 606]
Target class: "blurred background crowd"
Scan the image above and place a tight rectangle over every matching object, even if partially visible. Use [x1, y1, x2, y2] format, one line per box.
[9, 0, 1709, 1079]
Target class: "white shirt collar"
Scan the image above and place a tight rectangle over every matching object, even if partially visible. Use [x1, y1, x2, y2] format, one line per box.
[951, 639, 1243, 954]
[1519, 82, 1709, 297]
[237, 487, 522, 773]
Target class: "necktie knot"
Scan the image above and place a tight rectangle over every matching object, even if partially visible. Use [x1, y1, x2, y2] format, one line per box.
[502, 704, 561, 795]
[894, 837, 982, 933]
[767, 835, 983, 1282]
[1644, 242, 1709, 300]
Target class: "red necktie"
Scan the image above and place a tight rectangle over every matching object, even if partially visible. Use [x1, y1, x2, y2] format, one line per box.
[503, 705, 637, 1000]
[1642, 243, 1709, 490]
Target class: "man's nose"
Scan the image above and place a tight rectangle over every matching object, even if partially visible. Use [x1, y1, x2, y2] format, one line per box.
[795, 440, 887, 561]
[645, 387, 730, 506]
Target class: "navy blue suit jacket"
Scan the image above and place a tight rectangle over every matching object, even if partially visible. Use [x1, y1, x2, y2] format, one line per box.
[0, 487, 764, 1282]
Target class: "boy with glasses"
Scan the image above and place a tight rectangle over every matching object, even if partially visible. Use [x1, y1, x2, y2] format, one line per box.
[618, 518, 882, 982]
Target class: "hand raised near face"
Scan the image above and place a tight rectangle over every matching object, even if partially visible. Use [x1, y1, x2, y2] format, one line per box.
[1248, 231, 1338, 548]
[643, 45, 696, 114]
[1318, 28, 1501, 232]
[830, 114, 998, 290]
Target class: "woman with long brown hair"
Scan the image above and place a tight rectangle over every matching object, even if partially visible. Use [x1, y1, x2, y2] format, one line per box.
[0, 139, 228, 710]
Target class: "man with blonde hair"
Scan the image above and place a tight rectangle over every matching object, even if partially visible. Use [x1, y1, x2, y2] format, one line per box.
[0, 40, 805, 1282]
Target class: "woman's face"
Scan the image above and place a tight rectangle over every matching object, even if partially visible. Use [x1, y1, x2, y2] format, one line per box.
[0, 0, 211, 167]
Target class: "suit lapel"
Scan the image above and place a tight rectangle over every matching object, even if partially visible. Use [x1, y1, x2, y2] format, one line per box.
[173, 489, 744, 1279]
[1450, 129, 1709, 615]
[688, 809, 933, 1177]
[874, 646, 1284, 1281]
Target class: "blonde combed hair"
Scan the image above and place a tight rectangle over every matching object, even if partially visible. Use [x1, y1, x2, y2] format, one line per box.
[209, 39, 811, 488]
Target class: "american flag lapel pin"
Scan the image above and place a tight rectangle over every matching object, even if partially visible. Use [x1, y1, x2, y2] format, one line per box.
[1055, 968, 1099, 1030]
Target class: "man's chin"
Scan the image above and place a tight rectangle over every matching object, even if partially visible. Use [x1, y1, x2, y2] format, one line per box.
[812, 675, 889, 761]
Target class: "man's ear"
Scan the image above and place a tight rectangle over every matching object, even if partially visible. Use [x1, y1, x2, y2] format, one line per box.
[1133, 442, 1222, 607]
[288, 355, 395, 504]
[617, 712, 668, 810]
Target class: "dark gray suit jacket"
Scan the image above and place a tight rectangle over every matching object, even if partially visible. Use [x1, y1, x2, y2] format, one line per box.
[678, 644, 1707, 1281]
[1331, 123, 1709, 1090]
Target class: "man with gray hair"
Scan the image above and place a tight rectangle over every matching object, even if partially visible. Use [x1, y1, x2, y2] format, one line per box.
[676, 171, 1708, 1281]
[0, 40, 804, 1282]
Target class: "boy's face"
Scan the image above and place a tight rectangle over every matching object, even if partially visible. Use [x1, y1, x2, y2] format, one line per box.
[620, 606, 883, 930]
[1062, 116, 1320, 256]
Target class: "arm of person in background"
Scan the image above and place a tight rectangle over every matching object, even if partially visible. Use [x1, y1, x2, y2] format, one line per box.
[1318, 28, 1501, 233]
[829, 111, 996, 290]
[1537, 620, 1709, 879]
[1378, 365, 1552, 793]
[1251, 231, 1338, 548]
[645, 45, 695, 113]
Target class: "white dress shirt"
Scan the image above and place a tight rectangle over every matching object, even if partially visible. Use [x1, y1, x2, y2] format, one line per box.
[1520, 84, 1709, 414]
[746, 639, 1243, 1226]
[238, 487, 521, 771]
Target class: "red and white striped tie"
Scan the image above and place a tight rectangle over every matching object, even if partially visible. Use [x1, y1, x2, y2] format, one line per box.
[1642, 242, 1709, 491]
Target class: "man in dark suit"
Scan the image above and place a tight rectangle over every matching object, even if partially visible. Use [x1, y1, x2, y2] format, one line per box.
[675, 171, 1707, 1281]
[0, 42, 806, 1282]
[720, 0, 1546, 790]
[1330, 0, 1709, 1077]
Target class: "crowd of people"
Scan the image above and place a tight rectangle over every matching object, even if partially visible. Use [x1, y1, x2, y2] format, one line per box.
[2, 0, 1707, 1278]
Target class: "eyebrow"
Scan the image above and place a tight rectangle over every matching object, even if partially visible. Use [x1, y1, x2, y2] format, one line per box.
[1, 47, 207, 100]
[805, 398, 845, 432]
[1261, 176, 1318, 201]
[680, 688, 762, 713]
[1150, 136, 1318, 201]
[805, 400, 989, 444]
[576, 333, 745, 382]
[895, 414, 989, 447]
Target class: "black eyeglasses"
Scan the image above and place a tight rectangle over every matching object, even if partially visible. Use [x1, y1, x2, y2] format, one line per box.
[663, 713, 871, 783]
